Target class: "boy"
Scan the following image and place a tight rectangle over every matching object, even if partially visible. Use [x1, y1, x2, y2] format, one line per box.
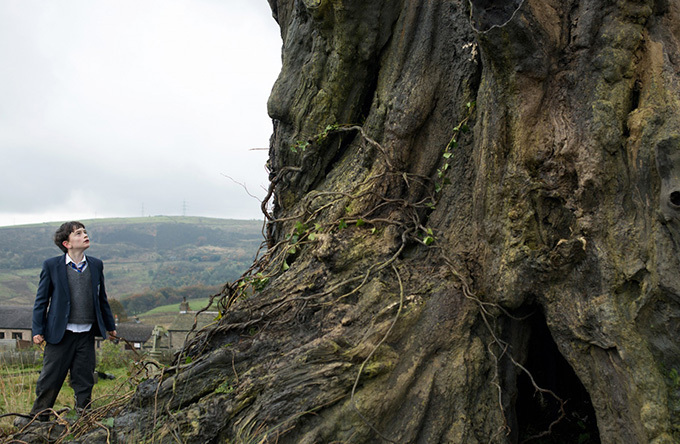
[17, 221, 117, 425]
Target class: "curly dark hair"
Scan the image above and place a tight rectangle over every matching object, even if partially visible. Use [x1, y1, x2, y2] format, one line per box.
[54, 221, 85, 253]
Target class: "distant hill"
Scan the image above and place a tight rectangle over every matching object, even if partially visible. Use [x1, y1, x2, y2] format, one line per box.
[0, 216, 264, 306]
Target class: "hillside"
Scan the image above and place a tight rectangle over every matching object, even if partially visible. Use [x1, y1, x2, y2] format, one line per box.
[0, 216, 264, 306]
[135, 296, 216, 329]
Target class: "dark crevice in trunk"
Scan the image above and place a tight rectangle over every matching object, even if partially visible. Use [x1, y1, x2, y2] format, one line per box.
[631, 80, 641, 113]
[515, 308, 600, 444]
[322, 134, 356, 179]
[309, 59, 382, 193]
[623, 79, 642, 138]
[360, 65, 380, 126]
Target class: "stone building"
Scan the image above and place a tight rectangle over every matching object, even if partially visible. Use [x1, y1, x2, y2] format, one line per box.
[167, 300, 218, 349]
[115, 322, 154, 351]
[0, 305, 33, 344]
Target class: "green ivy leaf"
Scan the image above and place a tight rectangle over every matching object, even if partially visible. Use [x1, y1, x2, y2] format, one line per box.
[423, 236, 435, 246]
[294, 221, 307, 235]
[253, 274, 269, 291]
[356, 218, 365, 227]
[339, 219, 348, 230]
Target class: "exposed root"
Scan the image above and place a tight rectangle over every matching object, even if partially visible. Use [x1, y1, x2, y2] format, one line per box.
[349, 264, 404, 444]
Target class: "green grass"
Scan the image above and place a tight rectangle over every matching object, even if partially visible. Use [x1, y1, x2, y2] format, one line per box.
[143, 297, 216, 314]
[0, 349, 138, 435]
[0, 269, 41, 303]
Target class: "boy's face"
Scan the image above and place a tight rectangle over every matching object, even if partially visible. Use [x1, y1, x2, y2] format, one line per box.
[63, 227, 90, 252]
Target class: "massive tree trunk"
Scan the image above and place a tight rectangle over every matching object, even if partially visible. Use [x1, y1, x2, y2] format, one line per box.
[86, 1, 680, 443]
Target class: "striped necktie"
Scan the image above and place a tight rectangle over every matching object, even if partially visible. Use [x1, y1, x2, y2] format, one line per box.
[69, 261, 86, 273]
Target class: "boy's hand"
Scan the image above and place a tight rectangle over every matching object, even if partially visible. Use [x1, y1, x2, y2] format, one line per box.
[107, 330, 117, 340]
[33, 334, 44, 344]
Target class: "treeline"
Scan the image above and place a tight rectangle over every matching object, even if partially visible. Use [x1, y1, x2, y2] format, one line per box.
[121, 284, 222, 315]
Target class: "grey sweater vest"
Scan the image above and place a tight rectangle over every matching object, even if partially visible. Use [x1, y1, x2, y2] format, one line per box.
[66, 265, 96, 324]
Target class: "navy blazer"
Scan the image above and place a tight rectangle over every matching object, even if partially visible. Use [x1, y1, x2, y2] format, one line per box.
[32, 254, 117, 344]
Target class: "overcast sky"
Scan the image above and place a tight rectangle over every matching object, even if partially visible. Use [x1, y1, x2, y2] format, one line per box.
[0, 0, 282, 227]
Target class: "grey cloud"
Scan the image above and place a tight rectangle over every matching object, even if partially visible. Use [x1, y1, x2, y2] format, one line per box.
[0, 0, 280, 227]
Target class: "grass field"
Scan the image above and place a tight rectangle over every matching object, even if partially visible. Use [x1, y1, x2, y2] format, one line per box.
[143, 296, 216, 314]
[0, 269, 40, 305]
[0, 344, 141, 438]
[136, 296, 219, 329]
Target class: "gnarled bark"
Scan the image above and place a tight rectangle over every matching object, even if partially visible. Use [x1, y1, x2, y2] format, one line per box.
[79, 1, 680, 443]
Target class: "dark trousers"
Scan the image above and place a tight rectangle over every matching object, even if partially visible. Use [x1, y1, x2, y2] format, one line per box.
[30, 330, 96, 418]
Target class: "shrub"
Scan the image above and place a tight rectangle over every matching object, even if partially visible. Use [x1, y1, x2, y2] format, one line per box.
[98, 341, 133, 371]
